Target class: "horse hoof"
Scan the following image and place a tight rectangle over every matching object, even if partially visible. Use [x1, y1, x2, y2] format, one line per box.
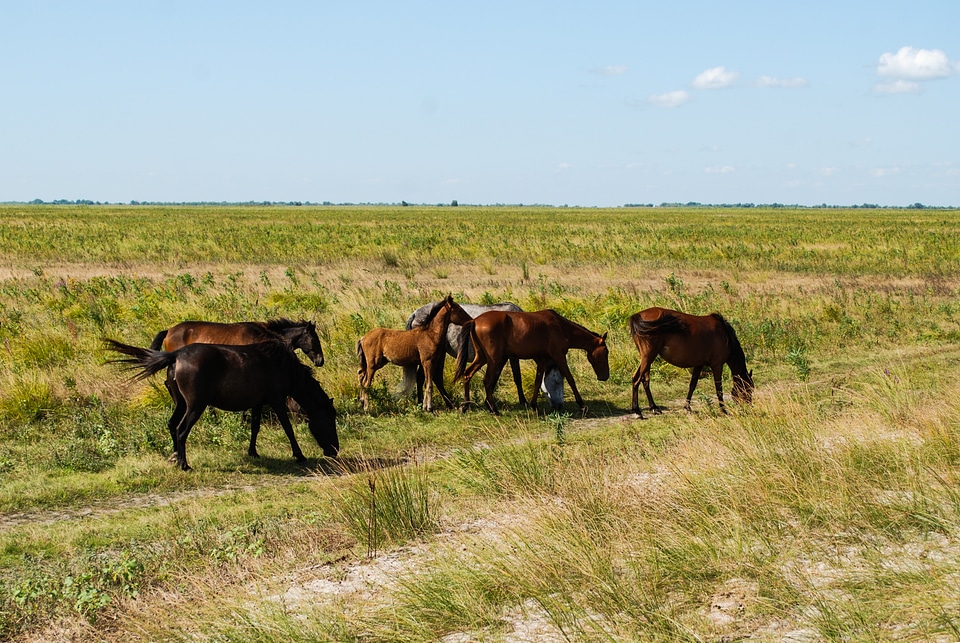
[630, 408, 645, 419]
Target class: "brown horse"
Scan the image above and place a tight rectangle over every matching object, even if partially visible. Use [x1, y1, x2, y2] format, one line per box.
[357, 295, 472, 412]
[150, 318, 325, 367]
[106, 338, 338, 471]
[628, 307, 754, 418]
[453, 309, 609, 415]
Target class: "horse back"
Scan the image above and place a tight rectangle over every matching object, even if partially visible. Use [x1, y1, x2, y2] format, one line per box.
[631, 308, 731, 366]
[162, 321, 274, 351]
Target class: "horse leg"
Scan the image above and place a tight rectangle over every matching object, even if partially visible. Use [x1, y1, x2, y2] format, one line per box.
[248, 405, 263, 457]
[629, 363, 647, 418]
[429, 356, 456, 409]
[359, 363, 379, 412]
[460, 350, 488, 412]
[553, 356, 587, 414]
[712, 364, 726, 413]
[635, 352, 661, 415]
[509, 357, 528, 407]
[272, 404, 306, 461]
[529, 361, 547, 413]
[684, 366, 704, 411]
[173, 405, 206, 471]
[166, 371, 186, 460]
[415, 365, 426, 404]
[421, 357, 435, 412]
[481, 357, 508, 415]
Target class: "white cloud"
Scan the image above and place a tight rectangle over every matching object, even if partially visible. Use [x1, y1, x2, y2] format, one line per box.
[593, 64, 628, 76]
[873, 79, 922, 94]
[648, 90, 690, 108]
[705, 165, 735, 174]
[756, 75, 808, 88]
[877, 46, 954, 80]
[871, 166, 901, 177]
[821, 167, 838, 177]
[692, 66, 740, 89]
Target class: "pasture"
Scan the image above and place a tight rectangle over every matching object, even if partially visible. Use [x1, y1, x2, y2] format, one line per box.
[1, 204, 960, 641]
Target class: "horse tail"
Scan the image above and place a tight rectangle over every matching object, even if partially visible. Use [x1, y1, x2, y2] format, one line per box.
[104, 339, 177, 381]
[400, 364, 418, 395]
[628, 312, 688, 338]
[453, 320, 476, 380]
[356, 338, 367, 377]
[148, 329, 168, 351]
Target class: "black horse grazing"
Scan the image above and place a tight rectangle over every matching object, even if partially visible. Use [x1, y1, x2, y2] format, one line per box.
[628, 307, 754, 418]
[106, 338, 338, 470]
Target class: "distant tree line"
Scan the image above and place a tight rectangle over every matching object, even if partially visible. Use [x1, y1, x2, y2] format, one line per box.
[4, 199, 951, 209]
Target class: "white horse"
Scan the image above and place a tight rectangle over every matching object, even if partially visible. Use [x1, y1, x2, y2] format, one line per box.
[405, 301, 565, 411]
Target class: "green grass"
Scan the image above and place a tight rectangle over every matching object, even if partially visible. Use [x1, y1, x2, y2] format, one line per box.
[1, 204, 960, 640]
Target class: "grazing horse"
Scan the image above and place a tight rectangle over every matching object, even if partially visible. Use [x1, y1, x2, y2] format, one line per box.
[106, 338, 338, 471]
[454, 309, 609, 415]
[628, 307, 754, 418]
[357, 295, 472, 412]
[150, 318, 325, 367]
[404, 301, 565, 410]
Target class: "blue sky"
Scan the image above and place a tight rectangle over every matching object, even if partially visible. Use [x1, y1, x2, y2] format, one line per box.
[2, 1, 958, 206]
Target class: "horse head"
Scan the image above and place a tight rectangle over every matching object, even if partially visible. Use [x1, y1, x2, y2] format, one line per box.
[588, 332, 610, 381]
[294, 376, 339, 456]
[294, 321, 325, 367]
[732, 368, 755, 403]
[446, 297, 473, 326]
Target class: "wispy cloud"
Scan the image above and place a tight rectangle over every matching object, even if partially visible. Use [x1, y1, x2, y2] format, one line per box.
[871, 166, 901, 177]
[705, 165, 735, 174]
[692, 66, 740, 89]
[874, 79, 922, 94]
[756, 75, 808, 88]
[648, 90, 690, 108]
[593, 64, 628, 76]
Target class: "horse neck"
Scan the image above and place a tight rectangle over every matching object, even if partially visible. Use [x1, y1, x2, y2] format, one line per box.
[559, 316, 600, 350]
[723, 328, 749, 377]
[424, 305, 453, 336]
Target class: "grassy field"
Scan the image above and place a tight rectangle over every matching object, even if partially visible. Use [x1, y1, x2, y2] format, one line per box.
[1, 204, 959, 641]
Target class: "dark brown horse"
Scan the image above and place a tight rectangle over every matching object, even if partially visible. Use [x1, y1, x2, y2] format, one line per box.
[454, 309, 609, 415]
[628, 307, 754, 418]
[357, 295, 472, 412]
[150, 318, 324, 367]
[107, 338, 338, 471]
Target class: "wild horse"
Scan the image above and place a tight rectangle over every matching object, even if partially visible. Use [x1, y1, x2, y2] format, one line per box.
[357, 295, 472, 412]
[628, 307, 754, 418]
[454, 309, 609, 415]
[107, 338, 338, 470]
[150, 318, 325, 367]
[405, 301, 565, 410]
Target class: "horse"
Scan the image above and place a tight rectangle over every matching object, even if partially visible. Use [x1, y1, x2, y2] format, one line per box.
[106, 338, 338, 471]
[357, 295, 473, 412]
[150, 318, 325, 367]
[404, 301, 565, 410]
[453, 309, 609, 415]
[628, 307, 754, 418]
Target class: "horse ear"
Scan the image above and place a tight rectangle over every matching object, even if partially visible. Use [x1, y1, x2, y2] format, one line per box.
[601, 332, 608, 341]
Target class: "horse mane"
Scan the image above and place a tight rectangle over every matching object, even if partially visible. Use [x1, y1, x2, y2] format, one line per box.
[549, 309, 603, 338]
[263, 318, 306, 332]
[714, 313, 748, 368]
[417, 299, 448, 327]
